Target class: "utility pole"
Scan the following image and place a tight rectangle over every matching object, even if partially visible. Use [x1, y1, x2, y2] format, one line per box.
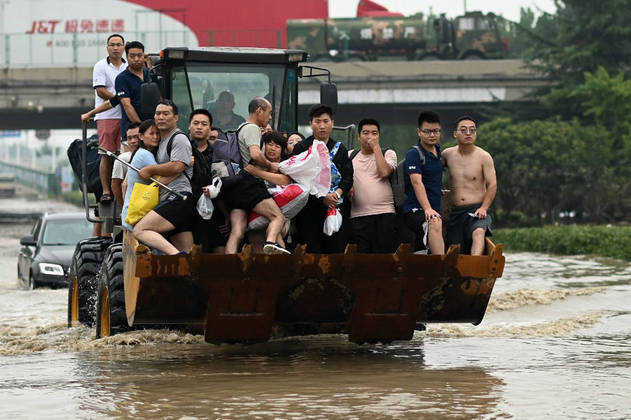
[464, 0, 467, 13]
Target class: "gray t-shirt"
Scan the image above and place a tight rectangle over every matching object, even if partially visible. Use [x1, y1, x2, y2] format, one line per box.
[237, 123, 261, 165]
[156, 129, 193, 200]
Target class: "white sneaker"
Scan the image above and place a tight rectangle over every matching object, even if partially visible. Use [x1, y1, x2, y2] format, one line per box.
[263, 242, 291, 255]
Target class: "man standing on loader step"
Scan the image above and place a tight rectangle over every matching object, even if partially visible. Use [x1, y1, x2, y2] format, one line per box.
[93, 33, 127, 207]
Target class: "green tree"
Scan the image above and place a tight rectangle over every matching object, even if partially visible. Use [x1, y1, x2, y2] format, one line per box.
[480, 118, 619, 225]
[526, 0, 631, 118]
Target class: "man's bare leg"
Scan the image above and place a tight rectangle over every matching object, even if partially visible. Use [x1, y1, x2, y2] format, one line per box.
[471, 227, 486, 256]
[252, 198, 285, 244]
[133, 211, 179, 255]
[99, 155, 114, 198]
[171, 231, 193, 253]
[428, 217, 444, 255]
[225, 209, 247, 254]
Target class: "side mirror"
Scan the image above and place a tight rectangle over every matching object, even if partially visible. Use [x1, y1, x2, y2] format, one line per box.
[141, 82, 161, 120]
[20, 235, 37, 247]
[320, 83, 338, 115]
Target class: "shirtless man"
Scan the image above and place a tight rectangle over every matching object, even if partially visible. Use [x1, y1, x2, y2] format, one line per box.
[442, 116, 497, 255]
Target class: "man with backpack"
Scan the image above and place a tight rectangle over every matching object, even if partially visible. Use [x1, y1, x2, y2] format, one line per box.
[134, 100, 195, 255]
[221, 97, 289, 255]
[348, 118, 397, 253]
[403, 111, 445, 255]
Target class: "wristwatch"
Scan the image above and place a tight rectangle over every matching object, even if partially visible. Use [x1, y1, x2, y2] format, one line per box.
[333, 191, 341, 200]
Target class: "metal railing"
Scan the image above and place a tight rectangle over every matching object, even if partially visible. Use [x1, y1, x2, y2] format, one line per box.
[0, 160, 59, 196]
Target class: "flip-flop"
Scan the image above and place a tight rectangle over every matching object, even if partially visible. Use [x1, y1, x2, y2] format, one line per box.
[100, 193, 112, 204]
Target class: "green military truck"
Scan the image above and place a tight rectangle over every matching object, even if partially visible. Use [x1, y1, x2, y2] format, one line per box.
[287, 11, 505, 61]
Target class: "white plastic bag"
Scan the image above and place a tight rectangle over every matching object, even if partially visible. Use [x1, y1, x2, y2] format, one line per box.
[323, 207, 342, 236]
[205, 177, 222, 199]
[196, 194, 214, 220]
[278, 140, 331, 198]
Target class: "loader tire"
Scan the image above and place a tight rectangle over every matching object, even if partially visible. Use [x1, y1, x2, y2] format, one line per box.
[96, 243, 129, 338]
[67, 236, 113, 327]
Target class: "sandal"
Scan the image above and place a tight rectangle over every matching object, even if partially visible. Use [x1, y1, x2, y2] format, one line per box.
[100, 193, 112, 204]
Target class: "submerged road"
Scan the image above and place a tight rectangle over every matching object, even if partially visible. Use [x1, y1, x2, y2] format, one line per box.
[0, 196, 629, 418]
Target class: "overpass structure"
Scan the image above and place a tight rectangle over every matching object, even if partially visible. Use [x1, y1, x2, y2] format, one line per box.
[0, 59, 549, 129]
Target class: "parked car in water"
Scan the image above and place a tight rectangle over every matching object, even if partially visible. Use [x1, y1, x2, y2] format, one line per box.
[18, 212, 93, 289]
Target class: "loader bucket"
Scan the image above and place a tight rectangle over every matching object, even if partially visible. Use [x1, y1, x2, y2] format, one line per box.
[122, 233, 504, 344]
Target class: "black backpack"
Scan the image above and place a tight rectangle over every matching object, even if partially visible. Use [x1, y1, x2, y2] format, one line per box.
[350, 146, 424, 210]
[211, 124, 248, 189]
[67, 134, 102, 195]
[166, 130, 213, 200]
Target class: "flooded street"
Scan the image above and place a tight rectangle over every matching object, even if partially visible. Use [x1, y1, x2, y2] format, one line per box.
[1, 200, 630, 418]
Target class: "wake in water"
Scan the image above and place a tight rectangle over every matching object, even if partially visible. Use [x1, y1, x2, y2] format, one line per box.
[487, 286, 607, 312]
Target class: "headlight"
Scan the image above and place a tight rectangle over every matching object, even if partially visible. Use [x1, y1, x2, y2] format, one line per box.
[39, 263, 65, 276]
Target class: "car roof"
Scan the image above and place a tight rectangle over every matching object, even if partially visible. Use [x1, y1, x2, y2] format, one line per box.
[42, 212, 87, 222]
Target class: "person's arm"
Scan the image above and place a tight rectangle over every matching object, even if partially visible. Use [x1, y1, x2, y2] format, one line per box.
[475, 153, 497, 219]
[248, 145, 275, 171]
[244, 164, 291, 185]
[93, 63, 113, 100]
[139, 161, 186, 179]
[81, 99, 115, 121]
[119, 97, 141, 123]
[368, 138, 394, 178]
[95, 86, 115, 101]
[290, 137, 309, 156]
[112, 177, 124, 205]
[372, 144, 397, 178]
[407, 150, 440, 222]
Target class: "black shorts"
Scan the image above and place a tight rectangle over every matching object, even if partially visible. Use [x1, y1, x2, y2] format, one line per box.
[404, 209, 429, 252]
[446, 203, 492, 253]
[153, 192, 195, 234]
[351, 213, 396, 254]
[222, 173, 271, 211]
[194, 208, 228, 252]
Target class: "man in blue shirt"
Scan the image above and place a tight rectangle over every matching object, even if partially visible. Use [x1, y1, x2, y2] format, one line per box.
[402, 111, 445, 255]
[115, 40, 152, 139]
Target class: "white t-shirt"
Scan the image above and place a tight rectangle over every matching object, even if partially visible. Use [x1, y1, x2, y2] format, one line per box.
[112, 151, 131, 180]
[92, 57, 127, 120]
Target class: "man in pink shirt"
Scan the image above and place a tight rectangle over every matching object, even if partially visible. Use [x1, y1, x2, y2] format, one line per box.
[348, 118, 398, 253]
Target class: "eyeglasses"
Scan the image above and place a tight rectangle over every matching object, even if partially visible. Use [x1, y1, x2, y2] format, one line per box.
[108, 43, 124, 47]
[420, 129, 441, 136]
[458, 127, 477, 134]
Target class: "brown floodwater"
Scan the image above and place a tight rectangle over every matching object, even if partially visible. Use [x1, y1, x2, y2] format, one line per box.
[1, 202, 630, 418]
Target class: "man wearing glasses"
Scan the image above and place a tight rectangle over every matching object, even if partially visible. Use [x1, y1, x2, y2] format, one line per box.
[442, 116, 497, 255]
[92, 33, 127, 208]
[403, 111, 445, 255]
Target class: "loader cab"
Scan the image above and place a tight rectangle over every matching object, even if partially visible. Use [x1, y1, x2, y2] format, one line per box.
[142, 47, 337, 133]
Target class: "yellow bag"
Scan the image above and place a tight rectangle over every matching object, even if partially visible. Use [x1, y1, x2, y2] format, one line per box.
[124, 180, 160, 226]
